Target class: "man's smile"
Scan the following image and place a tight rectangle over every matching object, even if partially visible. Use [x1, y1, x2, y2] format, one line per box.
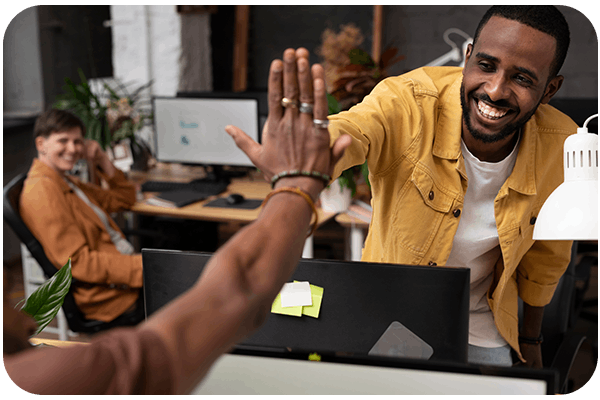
[470, 95, 517, 126]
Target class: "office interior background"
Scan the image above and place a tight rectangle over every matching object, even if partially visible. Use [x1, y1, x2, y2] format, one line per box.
[3, 4, 598, 392]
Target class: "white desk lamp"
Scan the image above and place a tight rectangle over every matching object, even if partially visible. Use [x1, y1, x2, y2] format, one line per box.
[426, 28, 473, 68]
[533, 114, 598, 240]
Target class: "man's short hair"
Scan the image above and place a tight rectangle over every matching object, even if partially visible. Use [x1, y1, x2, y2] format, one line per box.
[34, 108, 86, 140]
[473, 5, 570, 78]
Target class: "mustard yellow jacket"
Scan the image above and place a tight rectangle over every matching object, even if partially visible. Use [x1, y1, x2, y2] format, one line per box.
[20, 159, 142, 322]
[329, 67, 576, 361]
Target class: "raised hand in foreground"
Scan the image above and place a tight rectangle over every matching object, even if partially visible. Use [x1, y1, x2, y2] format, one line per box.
[226, 47, 351, 201]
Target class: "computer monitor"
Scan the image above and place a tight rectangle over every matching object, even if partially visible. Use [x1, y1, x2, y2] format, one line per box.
[192, 349, 557, 394]
[142, 249, 471, 363]
[152, 95, 260, 181]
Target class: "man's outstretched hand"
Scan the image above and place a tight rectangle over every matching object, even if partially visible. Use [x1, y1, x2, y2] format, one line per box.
[225, 47, 351, 200]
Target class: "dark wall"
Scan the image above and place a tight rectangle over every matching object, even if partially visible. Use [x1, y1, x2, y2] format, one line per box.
[211, 5, 373, 91]
[248, 6, 373, 91]
[37, 5, 113, 108]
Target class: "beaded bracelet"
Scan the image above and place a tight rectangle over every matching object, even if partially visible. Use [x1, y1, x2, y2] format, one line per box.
[261, 186, 318, 237]
[518, 334, 544, 345]
[270, 170, 331, 189]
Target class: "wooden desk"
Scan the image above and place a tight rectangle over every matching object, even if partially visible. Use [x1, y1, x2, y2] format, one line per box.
[29, 338, 88, 348]
[127, 163, 337, 257]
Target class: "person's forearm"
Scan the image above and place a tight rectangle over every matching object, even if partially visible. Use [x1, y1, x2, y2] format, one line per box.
[141, 190, 314, 394]
[97, 158, 116, 178]
[521, 302, 544, 338]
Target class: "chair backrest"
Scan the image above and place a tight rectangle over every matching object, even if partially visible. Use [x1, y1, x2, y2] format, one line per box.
[3, 173, 58, 276]
[3, 173, 101, 332]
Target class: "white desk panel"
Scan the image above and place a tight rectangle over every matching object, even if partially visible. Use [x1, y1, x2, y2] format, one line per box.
[192, 354, 547, 395]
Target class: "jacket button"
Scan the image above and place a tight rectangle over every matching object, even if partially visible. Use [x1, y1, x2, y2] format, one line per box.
[428, 191, 435, 200]
[530, 216, 537, 225]
[453, 209, 461, 218]
[428, 261, 437, 266]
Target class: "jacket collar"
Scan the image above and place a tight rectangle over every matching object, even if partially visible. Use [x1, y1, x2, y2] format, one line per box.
[28, 158, 75, 193]
[28, 158, 113, 231]
[432, 73, 537, 196]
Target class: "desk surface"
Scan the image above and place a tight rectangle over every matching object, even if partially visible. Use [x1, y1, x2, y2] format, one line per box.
[128, 163, 336, 225]
[335, 212, 370, 228]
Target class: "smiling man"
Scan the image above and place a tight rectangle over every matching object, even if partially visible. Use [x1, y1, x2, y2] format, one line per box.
[327, 6, 576, 367]
[19, 109, 145, 324]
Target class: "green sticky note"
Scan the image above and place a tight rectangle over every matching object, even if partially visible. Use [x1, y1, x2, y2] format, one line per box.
[272, 282, 324, 318]
[271, 292, 302, 317]
[302, 284, 324, 318]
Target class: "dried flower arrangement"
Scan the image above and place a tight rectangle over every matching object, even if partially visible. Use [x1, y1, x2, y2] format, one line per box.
[317, 24, 404, 200]
[317, 23, 404, 111]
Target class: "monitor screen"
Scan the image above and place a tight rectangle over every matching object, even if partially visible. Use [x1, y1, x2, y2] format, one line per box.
[152, 96, 260, 167]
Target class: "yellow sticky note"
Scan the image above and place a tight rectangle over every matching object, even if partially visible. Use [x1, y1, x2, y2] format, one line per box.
[271, 292, 302, 317]
[272, 282, 324, 318]
[302, 284, 324, 318]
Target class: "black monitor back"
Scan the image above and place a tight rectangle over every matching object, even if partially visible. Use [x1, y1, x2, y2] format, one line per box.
[142, 249, 470, 363]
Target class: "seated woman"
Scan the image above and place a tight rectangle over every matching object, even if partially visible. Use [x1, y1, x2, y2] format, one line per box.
[19, 108, 143, 324]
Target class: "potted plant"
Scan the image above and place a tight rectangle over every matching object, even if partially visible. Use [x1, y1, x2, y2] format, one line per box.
[17, 259, 72, 338]
[317, 24, 403, 209]
[54, 68, 153, 171]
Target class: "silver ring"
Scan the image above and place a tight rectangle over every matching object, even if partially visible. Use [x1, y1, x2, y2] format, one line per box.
[299, 102, 314, 114]
[281, 97, 298, 109]
[313, 119, 329, 129]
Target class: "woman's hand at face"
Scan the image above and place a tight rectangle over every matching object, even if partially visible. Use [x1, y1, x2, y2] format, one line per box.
[84, 139, 116, 178]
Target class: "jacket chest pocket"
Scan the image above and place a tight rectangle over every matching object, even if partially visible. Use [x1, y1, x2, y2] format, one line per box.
[391, 166, 455, 258]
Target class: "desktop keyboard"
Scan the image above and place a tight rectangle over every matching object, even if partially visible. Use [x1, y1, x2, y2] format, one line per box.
[141, 179, 229, 197]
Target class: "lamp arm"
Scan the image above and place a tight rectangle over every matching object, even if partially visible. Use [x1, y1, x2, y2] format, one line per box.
[426, 48, 461, 67]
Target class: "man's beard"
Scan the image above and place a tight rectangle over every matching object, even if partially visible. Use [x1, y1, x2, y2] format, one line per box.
[460, 83, 540, 144]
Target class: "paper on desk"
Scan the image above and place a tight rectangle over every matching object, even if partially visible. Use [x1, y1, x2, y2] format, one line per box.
[280, 281, 312, 308]
[271, 292, 302, 316]
[271, 282, 324, 318]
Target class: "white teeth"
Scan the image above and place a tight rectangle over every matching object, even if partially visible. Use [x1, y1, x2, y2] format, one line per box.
[477, 101, 509, 120]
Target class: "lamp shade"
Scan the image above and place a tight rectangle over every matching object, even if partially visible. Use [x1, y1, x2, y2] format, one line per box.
[533, 179, 598, 240]
[533, 124, 598, 240]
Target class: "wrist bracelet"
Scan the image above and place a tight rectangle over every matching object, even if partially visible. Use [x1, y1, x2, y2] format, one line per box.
[518, 334, 544, 345]
[271, 170, 331, 189]
[262, 186, 319, 237]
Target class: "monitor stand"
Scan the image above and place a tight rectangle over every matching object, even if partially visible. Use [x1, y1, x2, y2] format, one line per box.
[190, 165, 248, 186]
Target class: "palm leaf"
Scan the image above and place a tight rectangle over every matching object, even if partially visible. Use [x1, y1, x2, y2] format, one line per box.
[20, 259, 72, 336]
[129, 80, 153, 103]
[103, 83, 121, 101]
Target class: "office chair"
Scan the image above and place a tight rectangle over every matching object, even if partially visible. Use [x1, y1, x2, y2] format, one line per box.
[3, 173, 144, 335]
[518, 241, 590, 394]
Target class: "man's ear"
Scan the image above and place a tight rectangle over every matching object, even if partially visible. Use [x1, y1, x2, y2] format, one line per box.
[464, 43, 473, 65]
[541, 75, 564, 104]
[35, 136, 46, 154]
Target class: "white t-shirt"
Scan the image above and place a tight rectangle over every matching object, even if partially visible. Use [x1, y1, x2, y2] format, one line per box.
[445, 138, 519, 348]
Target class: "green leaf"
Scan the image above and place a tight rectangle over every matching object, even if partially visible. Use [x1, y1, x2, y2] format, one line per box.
[360, 161, 371, 189]
[327, 93, 341, 115]
[20, 259, 72, 336]
[348, 48, 375, 68]
[103, 83, 120, 101]
[129, 80, 153, 102]
[338, 168, 357, 197]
